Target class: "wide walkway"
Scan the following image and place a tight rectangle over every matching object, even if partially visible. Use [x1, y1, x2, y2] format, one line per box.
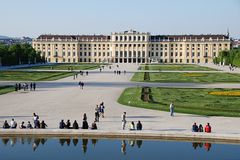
[0, 64, 240, 140]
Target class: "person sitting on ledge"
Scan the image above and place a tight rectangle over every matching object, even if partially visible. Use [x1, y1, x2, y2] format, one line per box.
[65, 119, 71, 129]
[192, 122, 198, 132]
[129, 121, 135, 131]
[20, 121, 26, 129]
[91, 121, 97, 130]
[136, 121, 142, 130]
[205, 123, 211, 133]
[10, 119, 17, 129]
[40, 120, 48, 129]
[3, 120, 10, 129]
[198, 124, 203, 132]
[27, 121, 33, 129]
[82, 120, 89, 129]
[73, 120, 79, 129]
[59, 120, 66, 129]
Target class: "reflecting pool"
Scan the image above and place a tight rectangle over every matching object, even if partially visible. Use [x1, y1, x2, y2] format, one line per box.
[0, 137, 239, 160]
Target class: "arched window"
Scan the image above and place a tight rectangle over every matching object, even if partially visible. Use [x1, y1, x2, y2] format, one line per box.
[133, 36, 136, 41]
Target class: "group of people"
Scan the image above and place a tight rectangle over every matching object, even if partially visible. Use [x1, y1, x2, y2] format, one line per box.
[2, 113, 47, 129]
[15, 82, 36, 92]
[121, 112, 142, 131]
[229, 64, 237, 71]
[94, 102, 105, 122]
[192, 122, 211, 133]
[78, 81, 85, 89]
[114, 70, 126, 75]
[59, 113, 97, 130]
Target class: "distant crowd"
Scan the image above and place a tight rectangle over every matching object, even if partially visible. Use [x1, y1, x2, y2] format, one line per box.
[15, 82, 36, 92]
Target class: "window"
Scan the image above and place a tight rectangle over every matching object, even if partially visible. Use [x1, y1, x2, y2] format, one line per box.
[138, 51, 141, 57]
[124, 51, 127, 57]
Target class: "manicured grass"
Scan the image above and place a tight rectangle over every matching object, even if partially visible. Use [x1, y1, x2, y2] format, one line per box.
[118, 87, 240, 117]
[0, 86, 15, 95]
[131, 72, 240, 83]
[141, 64, 217, 71]
[24, 63, 102, 70]
[0, 71, 74, 81]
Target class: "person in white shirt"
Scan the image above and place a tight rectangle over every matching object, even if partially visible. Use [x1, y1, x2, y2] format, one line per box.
[121, 112, 127, 130]
[129, 121, 135, 130]
[170, 102, 174, 116]
[10, 119, 17, 128]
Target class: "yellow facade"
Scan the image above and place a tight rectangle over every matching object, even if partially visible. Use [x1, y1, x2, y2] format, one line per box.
[32, 30, 231, 64]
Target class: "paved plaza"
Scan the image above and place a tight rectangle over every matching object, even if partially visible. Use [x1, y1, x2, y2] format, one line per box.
[0, 64, 240, 140]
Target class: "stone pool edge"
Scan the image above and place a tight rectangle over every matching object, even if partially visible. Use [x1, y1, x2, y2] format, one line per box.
[0, 130, 240, 144]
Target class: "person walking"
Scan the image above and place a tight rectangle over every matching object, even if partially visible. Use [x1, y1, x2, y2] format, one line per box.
[33, 82, 36, 91]
[170, 102, 174, 116]
[121, 112, 127, 130]
[100, 102, 105, 118]
[33, 113, 39, 128]
[95, 105, 100, 122]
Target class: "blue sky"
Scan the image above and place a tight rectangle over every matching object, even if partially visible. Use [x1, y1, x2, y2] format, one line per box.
[0, 0, 240, 38]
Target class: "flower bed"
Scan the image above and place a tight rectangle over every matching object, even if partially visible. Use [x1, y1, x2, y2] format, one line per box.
[208, 91, 240, 96]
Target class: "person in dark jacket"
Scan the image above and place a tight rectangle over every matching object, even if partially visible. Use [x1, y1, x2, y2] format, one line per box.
[91, 122, 97, 130]
[198, 124, 203, 132]
[72, 120, 79, 129]
[65, 119, 71, 129]
[82, 120, 89, 129]
[192, 122, 198, 132]
[136, 121, 142, 130]
[59, 120, 66, 129]
[40, 120, 47, 129]
[3, 120, 10, 129]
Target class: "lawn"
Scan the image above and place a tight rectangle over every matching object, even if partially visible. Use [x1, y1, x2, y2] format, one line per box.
[0, 71, 74, 81]
[141, 64, 217, 71]
[24, 63, 102, 70]
[118, 87, 240, 117]
[0, 86, 15, 95]
[131, 72, 240, 83]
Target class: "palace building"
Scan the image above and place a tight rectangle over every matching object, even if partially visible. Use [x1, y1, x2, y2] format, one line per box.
[32, 30, 231, 64]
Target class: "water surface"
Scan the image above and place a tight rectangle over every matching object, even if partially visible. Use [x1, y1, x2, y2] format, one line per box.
[0, 137, 239, 160]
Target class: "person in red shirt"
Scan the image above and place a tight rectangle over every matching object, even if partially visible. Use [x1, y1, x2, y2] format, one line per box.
[205, 123, 211, 133]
